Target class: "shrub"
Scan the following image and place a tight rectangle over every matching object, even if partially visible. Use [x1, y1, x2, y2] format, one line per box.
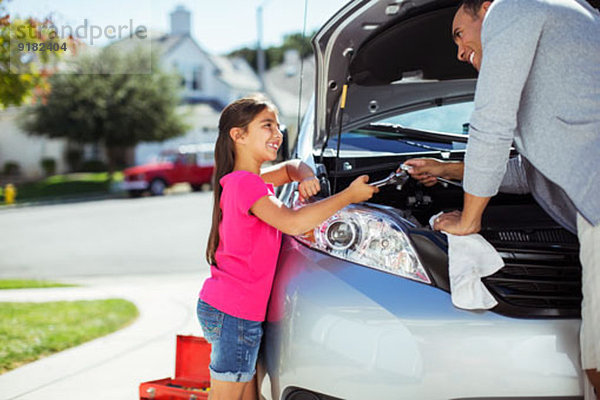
[80, 160, 107, 173]
[40, 158, 57, 176]
[65, 148, 83, 172]
[3, 161, 20, 176]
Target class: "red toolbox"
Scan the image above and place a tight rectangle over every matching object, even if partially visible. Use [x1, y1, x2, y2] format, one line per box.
[139, 335, 211, 400]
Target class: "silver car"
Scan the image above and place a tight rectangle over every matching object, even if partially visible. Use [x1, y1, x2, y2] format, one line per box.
[261, 1, 594, 399]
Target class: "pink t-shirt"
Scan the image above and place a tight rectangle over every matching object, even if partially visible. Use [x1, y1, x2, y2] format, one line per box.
[200, 170, 282, 321]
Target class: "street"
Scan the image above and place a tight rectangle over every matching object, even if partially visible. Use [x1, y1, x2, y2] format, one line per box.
[0, 192, 216, 400]
[0, 192, 213, 278]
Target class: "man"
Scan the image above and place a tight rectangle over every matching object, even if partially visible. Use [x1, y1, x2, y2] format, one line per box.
[405, 0, 600, 396]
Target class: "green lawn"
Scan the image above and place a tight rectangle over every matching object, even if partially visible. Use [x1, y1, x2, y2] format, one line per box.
[0, 280, 76, 290]
[0, 299, 138, 373]
[7, 172, 124, 203]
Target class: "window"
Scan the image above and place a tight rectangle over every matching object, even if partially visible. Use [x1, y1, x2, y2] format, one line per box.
[197, 151, 214, 167]
[182, 153, 197, 165]
[192, 66, 203, 91]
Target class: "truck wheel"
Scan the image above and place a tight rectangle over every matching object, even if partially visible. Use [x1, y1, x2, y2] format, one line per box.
[191, 184, 203, 192]
[149, 178, 167, 196]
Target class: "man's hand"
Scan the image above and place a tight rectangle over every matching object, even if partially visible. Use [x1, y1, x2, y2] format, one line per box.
[434, 192, 491, 235]
[402, 158, 443, 186]
[298, 176, 320, 200]
[404, 158, 466, 186]
[433, 210, 481, 235]
[403, 158, 464, 187]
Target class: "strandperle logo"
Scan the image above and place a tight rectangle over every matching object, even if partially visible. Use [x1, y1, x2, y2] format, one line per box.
[14, 19, 148, 46]
[9, 17, 152, 75]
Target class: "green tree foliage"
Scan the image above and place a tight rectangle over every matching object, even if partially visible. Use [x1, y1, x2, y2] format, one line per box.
[228, 47, 257, 70]
[0, 0, 68, 109]
[21, 46, 188, 173]
[228, 30, 316, 71]
[282, 32, 314, 59]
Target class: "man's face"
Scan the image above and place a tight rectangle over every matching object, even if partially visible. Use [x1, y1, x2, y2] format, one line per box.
[452, 3, 491, 71]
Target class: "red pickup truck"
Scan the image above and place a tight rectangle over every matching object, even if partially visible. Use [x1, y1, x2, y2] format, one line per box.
[123, 144, 214, 197]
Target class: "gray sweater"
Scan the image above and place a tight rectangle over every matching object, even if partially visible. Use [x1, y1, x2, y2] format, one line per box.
[463, 0, 600, 226]
[500, 155, 578, 234]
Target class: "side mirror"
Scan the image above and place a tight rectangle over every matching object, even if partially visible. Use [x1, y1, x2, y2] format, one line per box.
[280, 124, 289, 161]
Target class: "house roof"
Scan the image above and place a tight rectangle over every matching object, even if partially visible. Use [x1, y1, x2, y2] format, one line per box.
[208, 54, 261, 92]
[144, 32, 261, 93]
[264, 55, 314, 118]
[107, 20, 261, 97]
[151, 32, 187, 55]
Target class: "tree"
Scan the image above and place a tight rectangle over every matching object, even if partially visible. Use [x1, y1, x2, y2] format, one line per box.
[228, 30, 316, 72]
[21, 46, 188, 174]
[0, 0, 69, 109]
[228, 47, 257, 70]
[281, 32, 314, 59]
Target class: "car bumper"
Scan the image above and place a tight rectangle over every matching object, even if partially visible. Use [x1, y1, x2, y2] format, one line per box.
[262, 236, 583, 400]
[121, 180, 148, 191]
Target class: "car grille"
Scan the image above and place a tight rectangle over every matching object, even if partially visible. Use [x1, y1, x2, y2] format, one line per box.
[481, 229, 582, 319]
[484, 228, 579, 245]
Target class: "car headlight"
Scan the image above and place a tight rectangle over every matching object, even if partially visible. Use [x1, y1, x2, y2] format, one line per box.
[294, 203, 431, 285]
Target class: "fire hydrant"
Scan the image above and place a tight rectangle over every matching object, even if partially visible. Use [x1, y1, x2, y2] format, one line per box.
[4, 184, 16, 205]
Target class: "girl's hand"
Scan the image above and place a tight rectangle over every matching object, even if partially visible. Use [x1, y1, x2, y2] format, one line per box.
[298, 176, 320, 200]
[345, 175, 379, 203]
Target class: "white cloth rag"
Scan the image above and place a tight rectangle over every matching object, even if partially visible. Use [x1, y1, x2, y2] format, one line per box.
[429, 212, 505, 310]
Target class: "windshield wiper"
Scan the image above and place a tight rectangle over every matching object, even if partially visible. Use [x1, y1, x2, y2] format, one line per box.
[393, 138, 452, 153]
[367, 122, 469, 144]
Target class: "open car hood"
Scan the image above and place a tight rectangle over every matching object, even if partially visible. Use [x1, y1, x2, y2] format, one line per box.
[311, 0, 478, 148]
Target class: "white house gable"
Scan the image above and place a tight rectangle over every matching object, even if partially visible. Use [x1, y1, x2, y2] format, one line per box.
[161, 37, 229, 107]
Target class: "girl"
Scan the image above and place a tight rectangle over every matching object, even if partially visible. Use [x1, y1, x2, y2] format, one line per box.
[198, 95, 378, 400]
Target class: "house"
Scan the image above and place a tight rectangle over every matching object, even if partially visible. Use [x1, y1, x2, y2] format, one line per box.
[0, 107, 68, 181]
[124, 5, 263, 165]
[154, 6, 261, 108]
[0, 5, 263, 178]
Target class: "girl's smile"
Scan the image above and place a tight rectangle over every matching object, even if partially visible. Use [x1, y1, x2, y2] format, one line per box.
[244, 108, 283, 162]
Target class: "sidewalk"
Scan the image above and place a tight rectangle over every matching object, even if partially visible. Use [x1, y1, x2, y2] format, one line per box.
[0, 272, 209, 400]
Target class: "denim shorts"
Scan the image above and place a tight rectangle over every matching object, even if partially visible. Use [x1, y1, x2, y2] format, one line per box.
[196, 298, 263, 382]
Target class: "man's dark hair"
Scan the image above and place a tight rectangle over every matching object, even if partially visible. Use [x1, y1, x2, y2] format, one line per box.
[459, 0, 494, 16]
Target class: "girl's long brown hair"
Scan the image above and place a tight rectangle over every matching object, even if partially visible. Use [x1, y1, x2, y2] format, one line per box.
[206, 95, 277, 266]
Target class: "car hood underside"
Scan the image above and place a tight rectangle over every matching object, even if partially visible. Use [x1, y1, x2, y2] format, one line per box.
[312, 0, 477, 146]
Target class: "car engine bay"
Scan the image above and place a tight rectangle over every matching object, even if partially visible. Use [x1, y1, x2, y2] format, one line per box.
[316, 154, 582, 318]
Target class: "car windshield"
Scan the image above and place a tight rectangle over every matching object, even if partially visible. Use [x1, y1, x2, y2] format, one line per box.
[325, 101, 473, 154]
[157, 153, 179, 163]
[382, 102, 474, 134]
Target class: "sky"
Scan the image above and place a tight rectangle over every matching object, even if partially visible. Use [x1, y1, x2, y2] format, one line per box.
[5, 0, 349, 54]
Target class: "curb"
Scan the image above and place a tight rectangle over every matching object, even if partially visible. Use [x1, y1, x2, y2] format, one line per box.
[0, 192, 127, 211]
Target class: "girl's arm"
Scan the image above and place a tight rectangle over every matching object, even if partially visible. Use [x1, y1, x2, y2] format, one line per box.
[261, 159, 320, 199]
[261, 160, 314, 186]
[250, 175, 378, 236]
